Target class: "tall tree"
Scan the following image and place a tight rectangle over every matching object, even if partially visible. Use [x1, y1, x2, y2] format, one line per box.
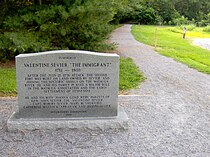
[143, 0, 177, 22]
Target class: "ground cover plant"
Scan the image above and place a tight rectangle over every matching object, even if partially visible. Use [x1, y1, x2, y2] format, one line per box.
[119, 57, 145, 93]
[131, 25, 210, 74]
[0, 67, 16, 96]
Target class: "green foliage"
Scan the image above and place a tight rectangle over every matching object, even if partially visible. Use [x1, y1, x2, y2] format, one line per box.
[0, 31, 51, 62]
[174, 0, 210, 21]
[2, 0, 210, 62]
[197, 13, 210, 27]
[115, 3, 160, 24]
[119, 57, 145, 91]
[203, 25, 210, 32]
[112, 0, 210, 26]
[143, 0, 179, 24]
[172, 25, 196, 31]
[132, 25, 210, 74]
[3, 0, 210, 28]
[185, 25, 196, 31]
[0, 0, 122, 61]
[172, 16, 191, 26]
[0, 0, 8, 26]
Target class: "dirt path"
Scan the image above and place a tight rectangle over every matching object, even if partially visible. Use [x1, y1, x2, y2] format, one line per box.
[111, 25, 210, 97]
[0, 25, 210, 157]
[193, 38, 210, 50]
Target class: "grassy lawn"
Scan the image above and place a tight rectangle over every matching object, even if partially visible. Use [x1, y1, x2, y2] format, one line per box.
[0, 67, 16, 96]
[0, 57, 145, 96]
[131, 25, 210, 74]
[120, 57, 145, 93]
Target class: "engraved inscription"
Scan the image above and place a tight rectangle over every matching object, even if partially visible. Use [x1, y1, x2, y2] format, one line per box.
[16, 51, 119, 118]
[24, 73, 110, 93]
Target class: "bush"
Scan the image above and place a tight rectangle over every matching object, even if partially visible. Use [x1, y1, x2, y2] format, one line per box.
[115, 4, 160, 25]
[197, 20, 208, 27]
[196, 13, 210, 27]
[185, 24, 196, 31]
[0, 0, 122, 61]
[203, 25, 210, 32]
[172, 16, 191, 26]
[0, 31, 52, 62]
[167, 24, 196, 35]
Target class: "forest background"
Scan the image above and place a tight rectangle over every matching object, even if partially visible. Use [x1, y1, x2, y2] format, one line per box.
[1, 0, 210, 61]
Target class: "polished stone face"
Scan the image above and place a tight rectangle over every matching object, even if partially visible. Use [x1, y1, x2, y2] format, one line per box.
[16, 50, 119, 118]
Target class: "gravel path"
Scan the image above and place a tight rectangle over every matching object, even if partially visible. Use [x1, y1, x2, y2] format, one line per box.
[0, 24, 210, 157]
[193, 38, 210, 50]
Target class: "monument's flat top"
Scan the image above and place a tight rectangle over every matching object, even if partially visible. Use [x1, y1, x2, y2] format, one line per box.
[16, 50, 119, 58]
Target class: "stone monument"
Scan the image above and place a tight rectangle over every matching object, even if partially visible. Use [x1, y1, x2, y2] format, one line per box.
[7, 50, 128, 131]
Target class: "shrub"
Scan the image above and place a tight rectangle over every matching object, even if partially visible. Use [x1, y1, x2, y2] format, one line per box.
[185, 24, 196, 31]
[172, 16, 191, 26]
[0, 31, 52, 62]
[203, 25, 210, 32]
[0, 0, 122, 61]
[197, 20, 208, 27]
[115, 4, 160, 25]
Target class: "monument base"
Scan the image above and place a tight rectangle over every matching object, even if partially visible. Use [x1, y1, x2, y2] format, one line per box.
[7, 106, 128, 131]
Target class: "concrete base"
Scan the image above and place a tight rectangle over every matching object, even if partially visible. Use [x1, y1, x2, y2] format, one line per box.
[7, 106, 128, 131]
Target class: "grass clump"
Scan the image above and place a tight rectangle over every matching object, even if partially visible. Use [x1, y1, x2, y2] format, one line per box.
[0, 67, 16, 96]
[131, 25, 210, 74]
[119, 57, 145, 92]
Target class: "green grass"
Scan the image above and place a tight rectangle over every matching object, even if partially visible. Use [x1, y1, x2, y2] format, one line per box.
[119, 57, 145, 92]
[0, 67, 16, 96]
[131, 25, 210, 74]
[0, 57, 145, 96]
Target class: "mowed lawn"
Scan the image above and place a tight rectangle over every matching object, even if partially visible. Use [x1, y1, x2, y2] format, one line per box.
[132, 25, 210, 74]
[0, 67, 16, 96]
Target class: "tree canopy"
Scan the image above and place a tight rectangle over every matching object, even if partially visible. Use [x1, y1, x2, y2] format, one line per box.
[1, 0, 210, 61]
[114, 0, 210, 25]
[0, 0, 124, 61]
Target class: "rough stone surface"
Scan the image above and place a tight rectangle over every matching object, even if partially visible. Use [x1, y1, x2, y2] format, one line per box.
[0, 25, 210, 156]
[16, 50, 119, 118]
[7, 106, 128, 131]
